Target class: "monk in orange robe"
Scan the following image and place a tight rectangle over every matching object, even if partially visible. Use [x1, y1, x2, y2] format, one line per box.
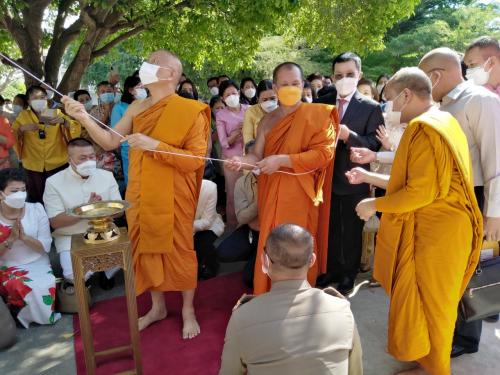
[62, 50, 210, 339]
[347, 68, 482, 375]
[228, 62, 338, 294]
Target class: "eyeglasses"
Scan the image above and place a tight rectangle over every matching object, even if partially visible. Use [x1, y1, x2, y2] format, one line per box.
[263, 247, 275, 264]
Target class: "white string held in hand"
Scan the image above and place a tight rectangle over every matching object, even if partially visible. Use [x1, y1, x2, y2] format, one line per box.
[0, 52, 316, 176]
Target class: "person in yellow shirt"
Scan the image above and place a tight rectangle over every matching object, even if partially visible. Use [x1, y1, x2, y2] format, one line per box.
[12, 85, 81, 203]
[347, 67, 482, 375]
[242, 80, 278, 146]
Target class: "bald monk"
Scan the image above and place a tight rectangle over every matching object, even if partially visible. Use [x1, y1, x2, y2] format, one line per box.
[419, 47, 500, 358]
[346, 67, 483, 375]
[62, 50, 210, 338]
[228, 62, 338, 294]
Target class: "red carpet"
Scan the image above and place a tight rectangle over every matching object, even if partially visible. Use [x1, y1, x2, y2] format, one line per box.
[73, 272, 249, 375]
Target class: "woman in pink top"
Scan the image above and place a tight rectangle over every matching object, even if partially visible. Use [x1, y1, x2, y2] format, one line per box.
[216, 80, 248, 228]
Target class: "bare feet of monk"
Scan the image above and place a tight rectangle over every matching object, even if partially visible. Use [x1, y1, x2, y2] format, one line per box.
[182, 307, 200, 339]
[138, 306, 167, 331]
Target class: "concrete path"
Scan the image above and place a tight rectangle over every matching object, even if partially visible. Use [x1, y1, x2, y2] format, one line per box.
[1, 272, 499, 375]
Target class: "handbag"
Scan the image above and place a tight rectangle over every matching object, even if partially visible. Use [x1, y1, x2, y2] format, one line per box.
[459, 255, 500, 322]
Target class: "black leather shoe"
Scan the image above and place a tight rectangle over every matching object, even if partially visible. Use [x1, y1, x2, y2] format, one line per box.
[337, 277, 354, 296]
[484, 314, 499, 323]
[316, 273, 341, 288]
[98, 272, 115, 291]
[451, 344, 478, 358]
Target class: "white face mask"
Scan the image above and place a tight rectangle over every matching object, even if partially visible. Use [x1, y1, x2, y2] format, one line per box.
[225, 94, 240, 108]
[335, 77, 358, 97]
[3, 191, 27, 209]
[12, 104, 23, 114]
[139, 62, 170, 86]
[31, 99, 48, 113]
[134, 88, 148, 100]
[260, 100, 278, 113]
[74, 160, 97, 177]
[46, 90, 55, 100]
[244, 88, 256, 99]
[209, 87, 219, 96]
[385, 90, 407, 127]
[304, 96, 313, 103]
[466, 59, 491, 86]
[84, 101, 94, 112]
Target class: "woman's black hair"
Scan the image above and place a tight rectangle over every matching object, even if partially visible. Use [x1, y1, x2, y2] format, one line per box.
[121, 75, 142, 104]
[0, 168, 27, 192]
[14, 94, 28, 107]
[240, 77, 257, 105]
[256, 79, 273, 100]
[209, 95, 223, 121]
[376, 74, 390, 86]
[178, 79, 199, 100]
[73, 89, 91, 101]
[306, 73, 323, 83]
[218, 80, 239, 99]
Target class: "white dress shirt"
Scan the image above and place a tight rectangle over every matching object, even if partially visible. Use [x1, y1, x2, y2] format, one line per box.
[43, 166, 122, 252]
[440, 81, 500, 217]
[0, 203, 52, 267]
[336, 90, 357, 121]
[194, 180, 225, 237]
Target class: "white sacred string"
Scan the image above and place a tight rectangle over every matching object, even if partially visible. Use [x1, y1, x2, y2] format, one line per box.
[0, 52, 321, 176]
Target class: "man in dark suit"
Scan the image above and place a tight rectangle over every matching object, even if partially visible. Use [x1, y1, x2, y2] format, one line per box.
[316, 52, 383, 294]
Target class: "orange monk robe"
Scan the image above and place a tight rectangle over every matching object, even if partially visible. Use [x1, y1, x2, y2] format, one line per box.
[127, 94, 210, 295]
[373, 110, 483, 375]
[254, 103, 339, 294]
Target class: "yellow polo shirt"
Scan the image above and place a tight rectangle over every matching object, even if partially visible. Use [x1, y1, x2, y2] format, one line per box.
[12, 108, 81, 172]
[242, 104, 266, 146]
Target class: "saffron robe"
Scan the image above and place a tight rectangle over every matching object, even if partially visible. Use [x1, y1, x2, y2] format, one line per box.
[127, 94, 210, 295]
[374, 110, 483, 375]
[254, 103, 338, 294]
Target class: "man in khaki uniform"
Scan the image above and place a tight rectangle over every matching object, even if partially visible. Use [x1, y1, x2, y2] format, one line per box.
[219, 224, 363, 375]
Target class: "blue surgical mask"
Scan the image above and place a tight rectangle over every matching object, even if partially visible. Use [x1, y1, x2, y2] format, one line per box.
[99, 93, 115, 104]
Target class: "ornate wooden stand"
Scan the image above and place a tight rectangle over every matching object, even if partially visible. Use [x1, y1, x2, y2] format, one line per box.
[71, 228, 142, 375]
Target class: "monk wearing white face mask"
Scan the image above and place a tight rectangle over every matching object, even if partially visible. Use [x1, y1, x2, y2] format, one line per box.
[62, 50, 210, 339]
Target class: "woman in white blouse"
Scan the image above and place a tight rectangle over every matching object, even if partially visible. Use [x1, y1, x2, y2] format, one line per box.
[0, 168, 60, 327]
[194, 179, 225, 280]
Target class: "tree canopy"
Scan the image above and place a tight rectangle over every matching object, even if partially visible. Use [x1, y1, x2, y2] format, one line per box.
[0, 0, 420, 93]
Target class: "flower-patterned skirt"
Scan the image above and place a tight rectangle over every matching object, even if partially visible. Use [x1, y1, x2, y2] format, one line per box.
[0, 255, 61, 328]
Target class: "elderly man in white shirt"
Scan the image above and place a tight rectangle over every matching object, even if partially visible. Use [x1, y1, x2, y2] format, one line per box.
[419, 47, 500, 358]
[194, 179, 224, 279]
[43, 138, 122, 287]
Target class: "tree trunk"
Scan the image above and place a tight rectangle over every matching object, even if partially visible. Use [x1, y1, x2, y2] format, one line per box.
[57, 28, 110, 93]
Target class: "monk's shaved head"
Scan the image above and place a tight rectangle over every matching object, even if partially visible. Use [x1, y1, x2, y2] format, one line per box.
[419, 47, 462, 72]
[272, 62, 304, 83]
[385, 67, 432, 99]
[418, 47, 464, 102]
[148, 49, 183, 83]
[266, 224, 313, 270]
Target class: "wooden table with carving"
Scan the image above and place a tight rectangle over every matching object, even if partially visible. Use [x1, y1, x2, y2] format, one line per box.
[71, 228, 142, 375]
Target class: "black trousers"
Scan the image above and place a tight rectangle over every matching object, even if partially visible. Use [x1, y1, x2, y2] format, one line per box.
[327, 192, 368, 280]
[194, 230, 219, 274]
[216, 225, 259, 288]
[25, 163, 68, 204]
[453, 186, 484, 351]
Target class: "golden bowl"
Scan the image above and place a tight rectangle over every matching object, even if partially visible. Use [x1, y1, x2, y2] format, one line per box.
[68, 200, 130, 244]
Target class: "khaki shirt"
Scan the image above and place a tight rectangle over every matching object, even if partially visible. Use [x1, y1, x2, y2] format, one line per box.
[219, 280, 363, 375]
[440, 81, 500, 217]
